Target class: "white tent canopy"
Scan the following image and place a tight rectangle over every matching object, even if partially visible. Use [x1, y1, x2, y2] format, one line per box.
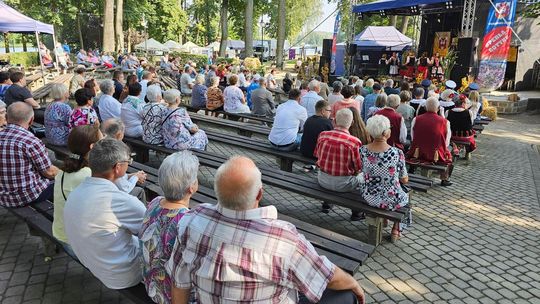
[163, 40, 182, 50]
[353, 26, 412, 50]
[134, 38, 169, 51]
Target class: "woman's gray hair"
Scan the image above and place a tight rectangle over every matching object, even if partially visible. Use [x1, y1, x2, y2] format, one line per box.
[88, 138, 131, 174]
[375, 92, 388, 108]
[0, 100, 6, 109]
[195, 74, 205, 85]
[163, 89, 181, 105]
[49, 83, 69, 100]
[366, 115, 391, 139]
[211, 76, 220, 87]
[214, 156, 262, 210]
[387, 94, 401, 108]
[99, 79, 115, 95]
[425, 97, 440, 112]
[158, 151, 200, 201]
[146, 84, 162, 103]
[335, 108, 353, 129]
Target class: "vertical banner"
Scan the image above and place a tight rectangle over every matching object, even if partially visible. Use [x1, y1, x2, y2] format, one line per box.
[432, 32, 451, 56]
[330, 12, 341, 74]
[477, 0, 517, 91]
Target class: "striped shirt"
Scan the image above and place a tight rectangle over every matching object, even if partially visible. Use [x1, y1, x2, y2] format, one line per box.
[166, 203, 335, 304]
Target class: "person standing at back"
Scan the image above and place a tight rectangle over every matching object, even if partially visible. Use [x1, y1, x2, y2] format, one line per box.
[269, 89, 308, 151]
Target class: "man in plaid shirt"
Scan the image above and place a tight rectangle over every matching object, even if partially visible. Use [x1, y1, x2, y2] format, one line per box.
[315, 108, 364, 221]
[0, 102, 58, 207]
[166, 156, 365, 304]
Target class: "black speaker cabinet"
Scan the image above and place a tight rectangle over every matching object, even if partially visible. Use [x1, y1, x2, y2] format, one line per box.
[456, 37, 479, 68]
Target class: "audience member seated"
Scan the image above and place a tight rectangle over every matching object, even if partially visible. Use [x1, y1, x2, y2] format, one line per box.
[268, 89, 308, 151]
[3, 71, 40, 109]
[409, 87, 424, 113]
[98, 79, 121, 122]
[300, 79, 323, 117]
[467, 91, 482, 121]
[331, 85, 360, 120]
[327, 81, 344, 105]
[361, 83, 382, 121]
[64, 138, 146, 289]
[383, 79, 400, 95]
[140, 151, 199, 304]
[315, 109, 364, 221]
[300, 100, 333, 159]
[206, 76, 224, 114]
[0, 71, 12, 101]
[223, 75, 250, 114]
[179, 66, 194, 95]
[53, 125, 103, 256]
[361, 115, 409, 241]
[375, 94, 407, 150]
[142, 85, 167, 145]
[112, 70, 125, 100]
[439, 89, 456, 112]
[0, 101, 6, 131]
[348, 107, 370, 145]
[366, 92, 387, 119]
[408, 97, 454, 186]
[246, 74, 260, 107]
[191, 75, 208, 110]
[162, 89, 208, 151]
[119, 74, 139, 102]
[363, 78, 375, 95]
[69, 67, 86, 96]
[251, 77, 275, 118]
[121, 82, 145, 138]
[76, 49, 91, 67]
[44, 83, 72, 146]
[316, 76, 330, 100]
[282, 72, 293, 93]
[353, 85, 365, 110]
[70, 88, 99, 129]
[139, 71, 152, 101]
[299, 81, 309, 97]
[446, 94, 477, 153]
[397, 90, 415, 137]
[0, 102, 58, 207]
[165, 156, 365, 304]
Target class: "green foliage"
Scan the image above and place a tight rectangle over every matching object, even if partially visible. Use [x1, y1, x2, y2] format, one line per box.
[442, 48, 457, 80]
[146, 0, 188, 42]
[522, 3, 540, 18]
[0, 52, 39, 67]
[170, 52, 209, 67]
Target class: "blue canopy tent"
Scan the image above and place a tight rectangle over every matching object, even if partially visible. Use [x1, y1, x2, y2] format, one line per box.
[0, 1, 57, 77]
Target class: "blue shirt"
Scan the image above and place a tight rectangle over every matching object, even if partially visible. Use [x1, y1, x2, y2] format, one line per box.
[362, 93, 380, 121]
[246, 83, 260, 109]
[62, 44, 71, 53]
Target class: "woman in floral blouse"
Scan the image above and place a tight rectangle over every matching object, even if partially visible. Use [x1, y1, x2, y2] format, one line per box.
[69, 88, 99, 129]
[44, 83, 72, 146]
[206, 76, 224, 116]
[162, 89, 208, 151]
[140, 151, 199, 304]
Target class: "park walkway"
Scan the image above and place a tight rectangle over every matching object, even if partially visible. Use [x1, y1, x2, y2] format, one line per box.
[0, 112, 539, 303]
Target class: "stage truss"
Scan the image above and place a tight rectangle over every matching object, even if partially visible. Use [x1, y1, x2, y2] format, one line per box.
[461, 0, 477, 37]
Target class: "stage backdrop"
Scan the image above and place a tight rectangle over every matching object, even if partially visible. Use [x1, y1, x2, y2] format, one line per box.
[476, 0, 517, 91]
[432, 32, 451, 56]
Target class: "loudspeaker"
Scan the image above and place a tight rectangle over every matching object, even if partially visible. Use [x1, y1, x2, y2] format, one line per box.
[456, 37, 479, 67]
[319, 39, 333, 76]
[450, 66, 473, 88]
[347, 43, 357, 56]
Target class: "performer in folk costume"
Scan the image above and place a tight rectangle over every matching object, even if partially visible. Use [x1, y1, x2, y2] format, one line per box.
[405, 51, 417, 78]
[387, 52, 400, 77]
[417, 52, 431, 80]
[379, 54, 389, 76]
[431, 52, 444, 80]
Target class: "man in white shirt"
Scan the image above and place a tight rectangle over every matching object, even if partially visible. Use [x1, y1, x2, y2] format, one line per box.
[269, 89, 308, 151]
[64, 138, 146, 289]
[179, 67, 194, 95]
[300, 80, 323, 117]
[98, 79, 121, 122]
[139, 71, 152, 101]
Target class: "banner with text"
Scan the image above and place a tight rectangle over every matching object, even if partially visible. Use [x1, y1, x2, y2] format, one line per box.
[476, 0, 517, 91]
[330, 12, 341, 74]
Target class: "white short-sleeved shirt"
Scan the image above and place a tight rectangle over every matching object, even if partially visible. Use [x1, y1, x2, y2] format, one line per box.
[269, 100, 308, 145]
[300, 91, 323, 117]
[180, 73, 193, 95]
[121, 96, 146, 138]
[98, 94, 121, 122]
[64, 177, 146, 289]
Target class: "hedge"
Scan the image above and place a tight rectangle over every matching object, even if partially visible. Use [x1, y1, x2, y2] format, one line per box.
[0, 52, 39, 67]
[169, 52, 209, 68]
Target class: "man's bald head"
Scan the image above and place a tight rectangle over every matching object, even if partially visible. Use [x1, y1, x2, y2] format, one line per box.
[7, 102, 34, 126]
[214, 156, 263, 211]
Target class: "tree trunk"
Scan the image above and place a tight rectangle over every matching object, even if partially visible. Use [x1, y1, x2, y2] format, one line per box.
[3, 33, 9, 53]
[399, 16, 409, 34]
[218, 0, 229, 57]
[244, 0, 254, 57]
[115, 0, 124, 52]
[276, 0, 286, 68]
[77, 14, 84, 50]
[102, 0, 115, 52]
[205, 0, 212, 45]
[22, 35, 27, 52]
[126, 27, 132, 53]
[390, 15, 397, 27]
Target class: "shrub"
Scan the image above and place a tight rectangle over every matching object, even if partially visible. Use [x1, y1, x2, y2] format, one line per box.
[169, 52, 209, 67]
[0, 52, 39, 67]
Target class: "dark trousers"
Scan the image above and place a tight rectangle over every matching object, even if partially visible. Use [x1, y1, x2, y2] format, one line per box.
[31, 182, 55, 204]
[298, 289, 358, 304]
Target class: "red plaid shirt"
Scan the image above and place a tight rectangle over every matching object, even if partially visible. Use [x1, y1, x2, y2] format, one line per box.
[166, 204, 336, 304]
[314, 127, 362, 176]
[0, 124, 52, 207]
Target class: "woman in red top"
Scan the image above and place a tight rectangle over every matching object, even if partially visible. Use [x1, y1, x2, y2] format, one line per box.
[330, 86, 360, 120]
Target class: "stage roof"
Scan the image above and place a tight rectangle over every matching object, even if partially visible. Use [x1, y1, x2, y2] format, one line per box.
[352, 0, 459, 15]
[0, 1, 54, 34]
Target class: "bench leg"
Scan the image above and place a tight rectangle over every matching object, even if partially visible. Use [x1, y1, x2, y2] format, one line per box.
[279, 158, 293, 172]
[366, 216, 383, 246]
[237, 130, 253, 137]
[130, 146, 149, 163]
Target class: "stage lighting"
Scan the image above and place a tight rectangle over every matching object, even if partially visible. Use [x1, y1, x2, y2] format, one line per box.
[445, 1, 453, 9]
[379, 10, 386, 16]
[410, 6, 418, 14]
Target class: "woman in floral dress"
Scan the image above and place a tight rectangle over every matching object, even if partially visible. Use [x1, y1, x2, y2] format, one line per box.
[162, 89, 208, 151]
[140, 151, 199, 304]
[361, 115, 409, 242]
[69, 88, 99, 129]
[44, 83, 72, 146]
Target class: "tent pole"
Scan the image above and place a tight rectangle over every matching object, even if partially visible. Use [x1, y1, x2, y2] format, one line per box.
[35, 31, 46, 85]
[52, 31, 61, 74]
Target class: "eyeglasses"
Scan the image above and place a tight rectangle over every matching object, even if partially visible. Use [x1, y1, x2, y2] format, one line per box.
[117, 158, 133, 165]
[323, 108, 332, 112]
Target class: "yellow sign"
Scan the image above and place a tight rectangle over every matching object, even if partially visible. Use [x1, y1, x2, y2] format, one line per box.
[433, 32, 451, 56]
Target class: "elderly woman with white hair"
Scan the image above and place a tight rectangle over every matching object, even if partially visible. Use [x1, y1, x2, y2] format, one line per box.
[44, 83, 72, 145]
[140, 151, 199, 304]
[191, 74, 208, 110]
[97, 79, 121, 122]
[0, 100, 6, 131]
[361, 114, 409, 241]
[142, 84, 168, 145]
[162, 89, 208, 151]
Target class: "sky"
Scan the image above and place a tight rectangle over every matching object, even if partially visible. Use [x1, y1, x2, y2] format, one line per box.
[317, 1, 339, 33]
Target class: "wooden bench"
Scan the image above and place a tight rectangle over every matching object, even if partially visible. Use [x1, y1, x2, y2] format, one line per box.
[184, 104, 274, 126]
[119, 137, 422, 246]
[32, 74, 73, 104]
[94, 67, 120, 79]
[189, 112, 271, 137]
[160, 75, 177, 90]
[452, 139, 473, 162]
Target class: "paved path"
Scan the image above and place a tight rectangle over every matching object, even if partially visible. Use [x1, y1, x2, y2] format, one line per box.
[0, 112, 539, 303]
